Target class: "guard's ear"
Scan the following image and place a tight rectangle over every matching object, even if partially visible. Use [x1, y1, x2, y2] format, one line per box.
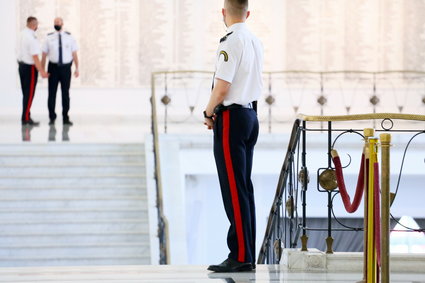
[246, 10, 250, 19]
[222, 8, 226, 17]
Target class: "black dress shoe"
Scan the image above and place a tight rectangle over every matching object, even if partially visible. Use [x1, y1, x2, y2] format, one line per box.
[49, 120, 55, 125]
[22, 119, 40, 126]
[63, 120, 73, 126]
[207, 258, 253, 272]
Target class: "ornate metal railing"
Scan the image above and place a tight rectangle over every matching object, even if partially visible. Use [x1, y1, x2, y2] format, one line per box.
[151, 70, 425, 134]
[258, 113, 425, 265]
[150, 69, 425, 265]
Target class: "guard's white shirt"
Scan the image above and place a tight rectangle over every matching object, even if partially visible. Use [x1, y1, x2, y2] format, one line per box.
[214, 23, 263, 106]
[42, 31, 78, 64]
[17, 27, 41, 65]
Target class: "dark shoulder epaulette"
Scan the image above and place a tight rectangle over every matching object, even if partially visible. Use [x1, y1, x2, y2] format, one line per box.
[65, 31, 71, 35]
[220, 31, 233, 43]
[47, 32, 54, 36]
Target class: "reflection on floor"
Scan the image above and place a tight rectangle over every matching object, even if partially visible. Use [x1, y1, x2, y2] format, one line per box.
[0, 264, 424, 282]
[0, 115, 150, 143]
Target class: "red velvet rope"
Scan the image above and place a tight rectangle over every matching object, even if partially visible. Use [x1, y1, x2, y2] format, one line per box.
[374, 162, 381, 267]
[332, 152, 366, 213]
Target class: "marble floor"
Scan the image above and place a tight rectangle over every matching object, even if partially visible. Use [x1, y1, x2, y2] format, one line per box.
[0, 115, 152, 143]
[0, 114, 296, 144]
[0, 265, 424, 283]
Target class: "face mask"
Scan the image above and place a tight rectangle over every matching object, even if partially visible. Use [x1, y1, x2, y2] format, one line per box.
[54, 25, 62, 31]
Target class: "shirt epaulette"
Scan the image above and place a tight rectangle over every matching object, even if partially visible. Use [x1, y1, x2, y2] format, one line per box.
[220, 31, 233, 43]
[65, 31, 71, 35]
[47, 32, 54, 36]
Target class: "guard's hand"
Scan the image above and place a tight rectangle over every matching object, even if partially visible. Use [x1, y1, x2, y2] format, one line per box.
[204, 117, 214, 130]
[41, 71, 50, 79]
[74, 70, 79, 78]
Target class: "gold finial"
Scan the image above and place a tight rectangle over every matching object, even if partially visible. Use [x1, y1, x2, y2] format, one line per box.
[380, 133, 391, 144]
[364, 128, 375, 138]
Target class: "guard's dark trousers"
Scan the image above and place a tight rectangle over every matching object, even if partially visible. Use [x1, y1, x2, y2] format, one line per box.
[213, 108, 259, 265]
[48, 62, 72, 121]
[18, 63, 38, 122]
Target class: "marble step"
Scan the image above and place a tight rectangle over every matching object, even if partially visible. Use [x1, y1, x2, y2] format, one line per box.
[0, 233, 149, 246]
[0, 198, 148, 210]
[0, 155, 145, 166]
[0, 186, 146, 199]
[0, 256, 151, 267]
[0, 144, 144, 155]
[0, 165, 146, 177]
[0, 220, 148, 234]
[0, 243, 150, 259]
[0, 176, 144, 187]
[0, 209, 148, 221]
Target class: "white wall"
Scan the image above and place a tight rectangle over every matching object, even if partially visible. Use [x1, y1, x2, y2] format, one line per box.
[0, 0, 17, 97]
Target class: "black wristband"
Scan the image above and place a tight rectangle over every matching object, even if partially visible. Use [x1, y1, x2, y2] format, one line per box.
[203, 110, 213, 119]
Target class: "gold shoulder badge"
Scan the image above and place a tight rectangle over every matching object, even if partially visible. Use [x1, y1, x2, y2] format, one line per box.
[219, 50, 229, 62]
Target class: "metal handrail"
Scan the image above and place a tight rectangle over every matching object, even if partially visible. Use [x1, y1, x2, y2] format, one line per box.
[258, 119, 301, 264]
[150, 73, 170, 264]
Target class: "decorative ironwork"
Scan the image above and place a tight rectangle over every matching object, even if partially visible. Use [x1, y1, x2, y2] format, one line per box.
[151, 70, 425, 134]
[319, 169, 338, 191]
[258, 114, 425, 266]
[161, 95, 171, 105]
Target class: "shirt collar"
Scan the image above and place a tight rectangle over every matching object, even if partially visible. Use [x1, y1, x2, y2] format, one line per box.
[25, 27, 36, 35]
[226, 22, 247, 33]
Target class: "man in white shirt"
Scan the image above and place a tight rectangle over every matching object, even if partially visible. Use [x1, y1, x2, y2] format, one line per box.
[17, 16, 49, 126]
[204, 0, 263, 273]
[42, 17, 79, 126]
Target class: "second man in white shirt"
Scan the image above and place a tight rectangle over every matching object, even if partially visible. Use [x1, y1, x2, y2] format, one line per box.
[42, 17, 79, 126]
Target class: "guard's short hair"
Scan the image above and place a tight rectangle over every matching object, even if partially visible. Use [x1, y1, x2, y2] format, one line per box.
[26, 16, 37, 24]
[225, 0, 248, 17]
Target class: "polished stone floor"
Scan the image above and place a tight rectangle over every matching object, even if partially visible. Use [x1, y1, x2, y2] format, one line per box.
[0, 114, 295, 143]
[0, 115, 150, 143]
[0, 264, 424, 282]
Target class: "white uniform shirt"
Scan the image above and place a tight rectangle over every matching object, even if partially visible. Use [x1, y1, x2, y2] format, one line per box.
[214, 23, 263, 106]
[17, 27, 41, 65]
[42, 31, 78, 64]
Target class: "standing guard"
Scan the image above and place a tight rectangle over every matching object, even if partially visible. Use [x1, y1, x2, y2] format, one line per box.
[42, 17, 79, 126]
[204, 0, 263, 273]
[18, 16, 49, 125]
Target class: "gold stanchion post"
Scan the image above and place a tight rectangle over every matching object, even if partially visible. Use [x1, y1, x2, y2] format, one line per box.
[367, 137, 378, 283]
[362, 128, 374, 282]
[380, 133, 391, 283]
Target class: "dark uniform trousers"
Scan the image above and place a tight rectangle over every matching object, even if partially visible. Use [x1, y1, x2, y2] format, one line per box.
[48, 62, 72, 121]
[213, 107, 259, 265]
[18, 63, 38, 122]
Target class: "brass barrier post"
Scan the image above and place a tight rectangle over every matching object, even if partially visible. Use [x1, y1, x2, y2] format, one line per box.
[362, 128, 374, 281]
[380, 134, 391, 283]
[367, 137, 378, 283]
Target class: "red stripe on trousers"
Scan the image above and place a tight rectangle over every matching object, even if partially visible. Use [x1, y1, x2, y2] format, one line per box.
[26, 65, 36, 121]
[222, 110, 245, 262]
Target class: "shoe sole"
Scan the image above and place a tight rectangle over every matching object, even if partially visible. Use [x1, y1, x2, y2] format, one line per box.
[207, 264, 253, 272]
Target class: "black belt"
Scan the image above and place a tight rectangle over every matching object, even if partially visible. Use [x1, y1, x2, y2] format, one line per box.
[49, 62, 72, 67]
[18, 61, 34, 66]
[214, 103, 255, 114]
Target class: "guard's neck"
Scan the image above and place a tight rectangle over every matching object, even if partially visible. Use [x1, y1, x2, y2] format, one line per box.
[226, 17, 245, 27]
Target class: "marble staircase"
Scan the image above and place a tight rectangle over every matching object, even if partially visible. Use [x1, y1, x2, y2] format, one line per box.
[0, 144, 150, 267]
